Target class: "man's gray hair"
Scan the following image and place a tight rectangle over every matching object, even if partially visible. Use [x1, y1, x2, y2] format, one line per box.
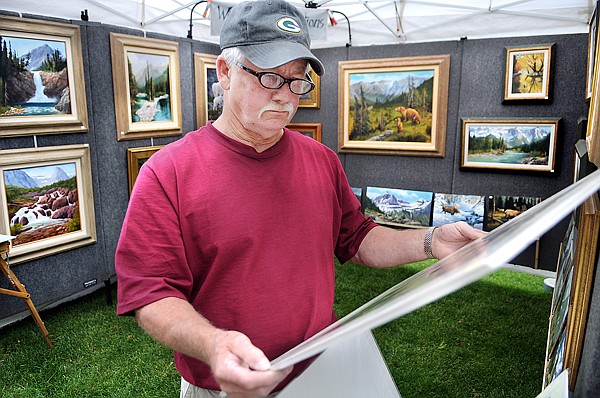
[221, 47, 310, 74]
[221, 47, 246, 67]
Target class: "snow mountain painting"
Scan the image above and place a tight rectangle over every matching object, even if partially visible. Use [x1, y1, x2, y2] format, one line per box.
[365, 186, 433, 228]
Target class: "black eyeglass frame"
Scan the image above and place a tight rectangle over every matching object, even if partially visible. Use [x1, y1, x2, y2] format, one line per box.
[236, 62, 315, 95]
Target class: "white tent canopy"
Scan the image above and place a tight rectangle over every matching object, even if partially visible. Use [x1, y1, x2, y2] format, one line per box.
[1, 0, 592, 48]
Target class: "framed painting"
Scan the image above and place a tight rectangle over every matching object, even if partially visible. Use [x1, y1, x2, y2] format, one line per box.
[586, 21, 600, 167]
[127, 145, 163, 195]
[364, 186, 433, 228]
[351, 187, 363, 212]
[484, 195, 543, 232]
[461, 118, 559, 172]
[552, 216, 577, 312]
[547, 265, 573, 365]
[586, 2, 599, 101]
[194, 53, 222, 129]
[564, 195, 600, 390]
[287, 122, 322, 142]
[432, 193, 484, 230]
[503, 44, 554, 102]
[545, 328, 567, 388]
[110, 33, 181, 141]
[0, 144, 96, 264]
[338, 55, 450, 157]
[298, 68, 320, 108]
[0, 16, 88, 137]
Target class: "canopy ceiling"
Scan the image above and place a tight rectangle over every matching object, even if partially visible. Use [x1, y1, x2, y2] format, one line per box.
[1, 0, 593, 48]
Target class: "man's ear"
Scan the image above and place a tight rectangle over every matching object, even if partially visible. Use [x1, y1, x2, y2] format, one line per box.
[215, 55, 231, 90]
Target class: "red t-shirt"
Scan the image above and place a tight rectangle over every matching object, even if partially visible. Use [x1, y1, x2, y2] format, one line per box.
[115, 123, 376, 390]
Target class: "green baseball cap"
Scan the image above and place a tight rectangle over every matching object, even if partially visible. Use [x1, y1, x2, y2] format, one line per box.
[219, 0, 325, 76]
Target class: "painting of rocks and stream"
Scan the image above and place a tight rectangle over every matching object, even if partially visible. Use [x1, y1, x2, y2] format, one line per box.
[3, 163, 80, 247]
[0, 35, 72, 118]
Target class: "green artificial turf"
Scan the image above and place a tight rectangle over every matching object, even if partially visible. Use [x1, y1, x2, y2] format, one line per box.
[335, 260, 553, 398]
[0, 290, 179, 397]
[0, 260, 552, 397]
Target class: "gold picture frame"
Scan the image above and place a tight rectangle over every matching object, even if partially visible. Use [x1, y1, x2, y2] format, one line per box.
[0, 144, 97, 264]
[126, 145, 163, 195]
[298, 69, 320, 108]
[287, 122, 322, 142]
[564, 194, 600, 390]
[338, 55, 449, 157]
[194, 53, 220, 129]
[461, 118, 559, 173]
[587, 20, 600, 167]
[110, 33, 182, 141]
[503, 44, 554, 102]
[0, 16, 89, 137]
[586, 2, 599, 101]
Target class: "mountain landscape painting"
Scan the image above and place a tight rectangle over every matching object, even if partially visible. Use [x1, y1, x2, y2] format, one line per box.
[339, 56, 450, 156]
[348, 69, 435, 143]
[0, 35, 71, 117]
[126, 51, 172, 124]
[365, 186, 433, 228]
[462, 119, 558, 172]
[3, 162, 81, 247]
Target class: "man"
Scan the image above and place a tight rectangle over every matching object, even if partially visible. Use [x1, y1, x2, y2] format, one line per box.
[115, 1, 485, 397]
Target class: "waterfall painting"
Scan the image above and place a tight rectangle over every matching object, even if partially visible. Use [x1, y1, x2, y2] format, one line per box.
[0, 144, 97, 264]
[338, 55, 450, 157]
[110, 33, 182, 141]
[194, 53, 222, 129]
[0, 36, 69, 116]
[0, 16, 88, 137]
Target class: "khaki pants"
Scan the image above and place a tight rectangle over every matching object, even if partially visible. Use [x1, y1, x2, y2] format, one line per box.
[180, 378, 279, 398]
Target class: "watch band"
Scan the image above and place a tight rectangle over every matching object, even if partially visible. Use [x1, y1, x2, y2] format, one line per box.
[424, 226, 437, 259]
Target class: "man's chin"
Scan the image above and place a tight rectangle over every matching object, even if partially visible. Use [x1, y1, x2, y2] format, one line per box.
[260, 116, 290, 129]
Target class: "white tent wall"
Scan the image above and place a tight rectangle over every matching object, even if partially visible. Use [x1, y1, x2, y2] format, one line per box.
[0, 0, 591, 47]
[0, 3, 598, 396]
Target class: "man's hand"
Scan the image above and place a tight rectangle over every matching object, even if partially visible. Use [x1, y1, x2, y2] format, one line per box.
[135, 297, 292, 398]
[208, 330, 292, 398]
[432, 221, 486, 259]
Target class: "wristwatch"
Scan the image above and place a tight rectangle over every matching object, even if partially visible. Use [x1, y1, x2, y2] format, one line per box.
[424, 226, 437, 259]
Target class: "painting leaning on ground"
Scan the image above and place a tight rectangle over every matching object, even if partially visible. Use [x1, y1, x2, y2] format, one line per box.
[4, 162, 81, 246]
[0, 35, 71, 117]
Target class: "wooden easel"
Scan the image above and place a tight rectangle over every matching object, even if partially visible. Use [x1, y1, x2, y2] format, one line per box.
[0, 235, 53, 348]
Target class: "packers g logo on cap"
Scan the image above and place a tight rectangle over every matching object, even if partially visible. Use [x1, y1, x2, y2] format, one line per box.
[276, 17, 302, 34]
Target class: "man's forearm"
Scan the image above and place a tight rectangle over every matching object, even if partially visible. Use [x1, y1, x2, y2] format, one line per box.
[135, 296, 220, 364]
[350, 225, 431, 268]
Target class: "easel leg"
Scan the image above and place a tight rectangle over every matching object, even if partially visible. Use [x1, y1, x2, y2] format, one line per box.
[0, 256, 54, 348]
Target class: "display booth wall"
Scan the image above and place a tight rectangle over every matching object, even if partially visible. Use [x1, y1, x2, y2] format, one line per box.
[302, 35, 589, 270]
[0, 8, 592, 359]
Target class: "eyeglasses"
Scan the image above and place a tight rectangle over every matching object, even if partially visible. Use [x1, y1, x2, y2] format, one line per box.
[236, 62, 315, 95]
